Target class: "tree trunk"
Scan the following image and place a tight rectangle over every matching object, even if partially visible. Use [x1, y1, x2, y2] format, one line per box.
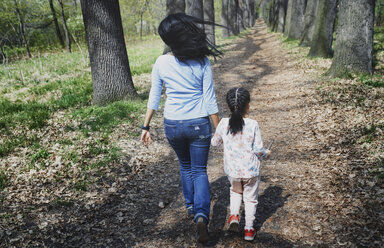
[261, 0, 272, 25]
[166, 0, 186, 14]
[13, 0, 31, 58]
[204, 0, 215, 45]
[308, 0, 337, 58]
[270, 0, 282, 31]
[229, 0, 239, 35]
[327, 0, 375, 77]
[48, 0, 65, 48]
[299, 0, 318, 46]
[248, 0, 256, 26]
[283, 0, 293, 36]
[58, 0, 71, 53]
[277, 0, 288, 32]
[244, 0, 251, 28]
[221, 0, 230, 37]
[238, 0, 246, 32]
[80, 0, 138, 105]
[287, 0, 307, 39]
[186, 0, 203, 19]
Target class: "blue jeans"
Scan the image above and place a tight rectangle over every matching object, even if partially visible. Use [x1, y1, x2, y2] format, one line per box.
[164, 117, 212, 223]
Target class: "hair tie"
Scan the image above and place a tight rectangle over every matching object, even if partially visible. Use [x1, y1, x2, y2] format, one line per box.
[235, 88, 239, 106]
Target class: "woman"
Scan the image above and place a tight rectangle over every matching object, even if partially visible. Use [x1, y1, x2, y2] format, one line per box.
[141, 13, 221, 243]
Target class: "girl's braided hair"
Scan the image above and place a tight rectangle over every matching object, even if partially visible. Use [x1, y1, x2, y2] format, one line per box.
[158, 13, 223, 62]
[226, 87, 250, 135]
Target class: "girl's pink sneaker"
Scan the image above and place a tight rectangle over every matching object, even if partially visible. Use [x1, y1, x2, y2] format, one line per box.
[244, 227, 256, 241]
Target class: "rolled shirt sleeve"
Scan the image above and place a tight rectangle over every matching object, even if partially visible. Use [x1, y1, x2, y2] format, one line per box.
[202, 59, 219, 115]
[147, 60, 163, 110]
[253, 122, 268, 159]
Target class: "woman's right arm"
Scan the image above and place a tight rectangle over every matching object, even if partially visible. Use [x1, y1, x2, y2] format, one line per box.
[141, 59, 162, 147]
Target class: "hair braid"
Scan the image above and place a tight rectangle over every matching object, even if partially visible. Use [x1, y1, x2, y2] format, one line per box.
[226, 87, 250, 135]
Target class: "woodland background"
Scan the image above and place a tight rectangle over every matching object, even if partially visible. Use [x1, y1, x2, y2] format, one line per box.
[0, 0, 384, 246]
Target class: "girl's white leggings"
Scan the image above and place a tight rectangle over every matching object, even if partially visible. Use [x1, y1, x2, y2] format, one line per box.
[227, 175, 260, 228]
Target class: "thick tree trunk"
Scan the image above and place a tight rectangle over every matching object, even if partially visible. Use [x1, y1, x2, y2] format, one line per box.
[283, 0, 293, 36]
[186, 0, 203, 19]
[222, 0, 230, 37]
[287, 0, 307, 39]
[277, 0, 288, 32]
[238, 0, 246, 32]
[13, 0, 31, 58]
[229, 0, 239, 35]
[299, 0, 318, 46]
[328, 0, 375, 76]
[80, 0, 138, 105]
[48, 0, 65, 48]
[204, 0, 215, 45]
[270, 0, 284, 31]
[166, 0, 186, 14]
[249, 0, 256, 26]
[244, 0, 251, 28]
[58, 0, 71, 53]
[308, 0, 337, 58]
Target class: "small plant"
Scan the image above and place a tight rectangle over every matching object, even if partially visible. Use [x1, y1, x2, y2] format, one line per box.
[30, 148, 50, 166]
[0, 170, 8, 191]
[54, 197, 74, 207]
[73, 180, 88, 191]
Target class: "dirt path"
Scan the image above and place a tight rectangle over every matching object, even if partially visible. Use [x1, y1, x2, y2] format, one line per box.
[13, 20, 377, 247]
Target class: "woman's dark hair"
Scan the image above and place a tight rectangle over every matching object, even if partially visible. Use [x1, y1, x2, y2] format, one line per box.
[158, 13, 223, 62]
[226, 87, 250, 135]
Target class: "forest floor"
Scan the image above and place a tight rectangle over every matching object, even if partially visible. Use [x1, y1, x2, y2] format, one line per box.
[1, 20, 383, 247]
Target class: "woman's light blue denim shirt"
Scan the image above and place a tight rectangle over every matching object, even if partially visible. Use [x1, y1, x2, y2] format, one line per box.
[147, 54, 219, 120]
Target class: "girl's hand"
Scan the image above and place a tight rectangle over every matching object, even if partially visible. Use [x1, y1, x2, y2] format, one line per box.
[141, 130, 152, 147]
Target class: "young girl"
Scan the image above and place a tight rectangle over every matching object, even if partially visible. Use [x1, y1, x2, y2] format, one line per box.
[211, 87, 270, 241]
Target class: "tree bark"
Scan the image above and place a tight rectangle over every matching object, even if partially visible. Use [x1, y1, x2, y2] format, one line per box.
[229, 0, 239, 35]
[221, 0, 230, 37]
[299, 0, 318, 46]
[58, 0, 71, 53]
[248, 0, 256, 26]
[238, 0, 246, 32]
[166, 0, 186, 14]
[261, 0, 272, 25]
[13, 0, 31, 58]
[80, 0, 138, 105]
[186, 0, 203, 19]
[328, 0, 375, 76]
[283, 0, 293, 36]
[308, 0, 337, 58]
[204, 0, 215, 45]
[48, 0, 65, 48]
[276, 0, 288, 32]
[287, 0, 307, 39]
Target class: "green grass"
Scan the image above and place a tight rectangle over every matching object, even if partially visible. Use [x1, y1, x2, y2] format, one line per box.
[0, 170, 8, 191]
[72, 100, 145, 134]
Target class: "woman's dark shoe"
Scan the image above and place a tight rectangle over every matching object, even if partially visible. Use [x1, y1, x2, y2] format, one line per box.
[196, 217, 209, 243]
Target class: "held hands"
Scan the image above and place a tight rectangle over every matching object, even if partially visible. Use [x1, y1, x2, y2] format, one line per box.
[141, 130, 152, 147]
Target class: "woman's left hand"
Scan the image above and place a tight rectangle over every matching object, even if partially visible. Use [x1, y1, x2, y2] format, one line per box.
[141, 130, 152, 147]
